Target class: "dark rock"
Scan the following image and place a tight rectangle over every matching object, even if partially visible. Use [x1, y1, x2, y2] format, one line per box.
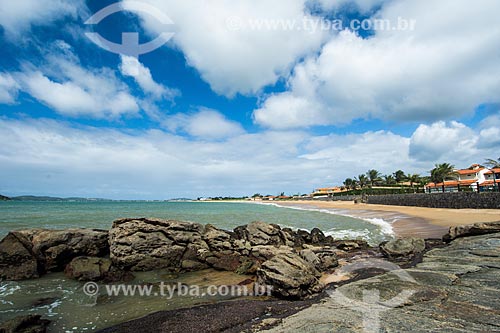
[234, 221, 286, 246]
[300, 247, 339, 272]
[109, 218, 206, 271]
[310, 228, 326, 245]
[31, 297, 58, 307]
[64, 256, 132, 282]
[333, 239, 369, 251]
[205, 253, 241, 272]
[0, 232, 39, 280]
[257, 252, 323, 299]
[0, 315, 50, 333]
[27, 228, 109, 272]
[380, 238, 426, 258]
[264, 232, 500, 332]
[444, 221, 500, 242]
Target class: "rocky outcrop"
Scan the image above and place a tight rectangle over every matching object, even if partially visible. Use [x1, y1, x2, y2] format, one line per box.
[0, 228, 108, 280]
[234, 221, 289, 246]
[300, 246, 338, 272]
[109, 218, 209, 271]
[444, 220, 500, 242]
[28, 229, 109, 272]
[0, 315, 50, 333]
[0, 232, 39, 280]
[257, 252, 323, 299]
[380, 237, 426, 258]
[1, 218, 371, 298]
[260, 232, 500, 332]
[108, 219, 341, 277]
[64, 257, 132, 282]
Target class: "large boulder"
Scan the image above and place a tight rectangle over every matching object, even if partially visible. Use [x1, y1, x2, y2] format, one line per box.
[257, 252, 323, 299]
[0, 232, 39, 280]
[109, 218, 208, 271]
[0, 228, 109, 280]
[234, 221, 288, 246]
[27, 229, 109, 272]
[300, 247, 339, 272]
[380, 237, 426, 258]
[444, 221, 500, 242]
[64, 256, 132, 282]
[0, 315, 50, 333]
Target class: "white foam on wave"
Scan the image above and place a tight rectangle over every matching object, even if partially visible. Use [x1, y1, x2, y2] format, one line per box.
[324, 228, 371, 240]
[263, 202, 395, 237]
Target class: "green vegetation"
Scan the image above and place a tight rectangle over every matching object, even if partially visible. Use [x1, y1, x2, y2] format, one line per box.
[340, 168, 429, 196]
[485, 158, 500, 169]
[0, 194, 11, 201]
[430, 163, 456, 184]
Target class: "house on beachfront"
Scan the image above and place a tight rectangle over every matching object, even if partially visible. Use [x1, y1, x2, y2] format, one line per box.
[426, 164, 500, 193]
[311, 187, 349, 197]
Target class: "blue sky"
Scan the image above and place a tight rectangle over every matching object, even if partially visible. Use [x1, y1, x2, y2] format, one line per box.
[1, 0, 500, 199]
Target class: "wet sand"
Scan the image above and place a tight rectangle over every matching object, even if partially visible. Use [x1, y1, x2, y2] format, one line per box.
[272, 201, 500, 239]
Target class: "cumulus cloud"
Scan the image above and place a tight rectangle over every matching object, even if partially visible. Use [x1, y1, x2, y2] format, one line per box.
[0, 0, 86, 37]
[164, 108, 245, 140]
[7, 42, 140, 119]
[2, 117, 499, 199]
[315, 0, 386, 13]
[254, 0, 500, 128]
[409, 121, 478, 162]
[137, 0, 328, 96]
[0, 73, 19, 104]
[120, 55, 179, 101]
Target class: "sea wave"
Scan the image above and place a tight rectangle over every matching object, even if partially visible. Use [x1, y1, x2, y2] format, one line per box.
[260, 202, 395, 237]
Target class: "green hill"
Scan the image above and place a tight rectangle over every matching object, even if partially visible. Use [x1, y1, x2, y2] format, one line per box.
[0, 194, 11, 201]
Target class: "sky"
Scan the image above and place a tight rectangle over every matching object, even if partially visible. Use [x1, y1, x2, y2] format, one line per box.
[0, 0, 500, 200]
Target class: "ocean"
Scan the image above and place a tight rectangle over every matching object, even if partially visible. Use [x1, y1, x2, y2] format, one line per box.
[0, 201, 394, 332]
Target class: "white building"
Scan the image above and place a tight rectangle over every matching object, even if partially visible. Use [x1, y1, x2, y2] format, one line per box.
[426, 164, 500, 193]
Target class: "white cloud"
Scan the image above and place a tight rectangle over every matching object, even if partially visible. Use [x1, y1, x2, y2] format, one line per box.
[120, 55, 179, 101]
[1, 118, 499, 198]
[253, 0, 500, 128]
[137, 0, 328, 96]
[316, 0, 386, 13]
[0, 73, 19, 104]
[164, 108, 245, 140]
[18, 68, 138, 119]
[0, 0, 85, 37]
[11, 43, 139, 119]
[409, 121, 480, 164]
[302, 130, 413, 173]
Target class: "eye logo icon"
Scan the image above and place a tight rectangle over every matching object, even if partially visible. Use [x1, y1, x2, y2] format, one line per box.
[85, 1, 174, 58]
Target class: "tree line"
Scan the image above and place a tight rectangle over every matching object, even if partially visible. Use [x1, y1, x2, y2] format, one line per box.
[342, 157, 500, 190]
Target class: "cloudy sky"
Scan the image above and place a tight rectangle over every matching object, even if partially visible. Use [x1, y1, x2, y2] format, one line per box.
[1, 0, 499, 199]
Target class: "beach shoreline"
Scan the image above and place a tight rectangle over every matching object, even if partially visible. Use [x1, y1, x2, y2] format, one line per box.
[269, 200, 500, 239]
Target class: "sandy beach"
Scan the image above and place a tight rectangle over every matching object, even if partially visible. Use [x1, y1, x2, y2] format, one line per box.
[272, 200, 500, 239]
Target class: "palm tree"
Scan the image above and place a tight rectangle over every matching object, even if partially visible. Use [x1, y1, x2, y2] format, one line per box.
[355, 174, 369, 189]
[430, 163, 456, 192]
[383, 175, 397, 185]
[393, 170, 406, 183]
[407, 174, 421, 188]
[367, 169, 382, 187]
[484, 158, 500, 169]
[343, 178, 356, 190]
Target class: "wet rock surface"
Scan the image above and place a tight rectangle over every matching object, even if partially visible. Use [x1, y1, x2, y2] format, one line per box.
[444, 220, 500, 242]
[257, 252, 323, 299]
[0, 232, 39, 280]
[0, 228, 108, 280]
[63, 256, 133, 282]
[0, 315, 50, 333]
[260, 232, 500, 332]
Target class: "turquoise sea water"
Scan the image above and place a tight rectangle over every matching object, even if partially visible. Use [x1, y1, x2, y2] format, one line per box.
[0, 201, 392, 242]
[0, 201, 393, 332]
